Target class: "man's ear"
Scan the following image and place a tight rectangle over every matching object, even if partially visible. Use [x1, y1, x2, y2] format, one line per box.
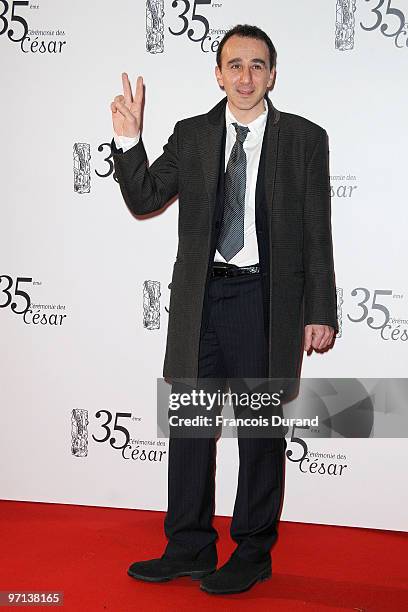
[215, 65, 224, 89]
[267, 67, 276, 90]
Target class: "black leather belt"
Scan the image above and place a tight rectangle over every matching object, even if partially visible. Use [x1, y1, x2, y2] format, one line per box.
[211, 262, 260, 278]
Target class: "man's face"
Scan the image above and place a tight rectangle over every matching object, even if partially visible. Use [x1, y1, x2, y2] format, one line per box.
[215, 35, 275, 115]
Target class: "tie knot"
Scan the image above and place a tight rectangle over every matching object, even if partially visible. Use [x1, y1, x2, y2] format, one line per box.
[232, 122, 249, 143]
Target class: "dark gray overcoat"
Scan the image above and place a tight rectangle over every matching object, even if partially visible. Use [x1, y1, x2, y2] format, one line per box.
[112, 96, 338, 382]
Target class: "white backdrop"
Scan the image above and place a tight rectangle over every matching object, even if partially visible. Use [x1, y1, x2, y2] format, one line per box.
[1, 0, 407, 531]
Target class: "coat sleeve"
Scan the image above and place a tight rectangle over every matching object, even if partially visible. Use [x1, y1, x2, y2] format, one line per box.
[111, 121, 180, 215]
[303, 129, 339, 333]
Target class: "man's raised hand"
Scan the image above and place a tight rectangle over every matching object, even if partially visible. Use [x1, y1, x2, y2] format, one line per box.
[111, 73, 144, 137]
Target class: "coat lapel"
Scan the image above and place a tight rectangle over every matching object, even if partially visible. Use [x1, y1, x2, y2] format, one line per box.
[263, 97, 281, 230]
[197, 97, 227, 223]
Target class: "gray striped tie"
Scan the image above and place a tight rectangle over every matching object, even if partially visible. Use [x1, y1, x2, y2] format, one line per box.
[217, 122, 249, 262]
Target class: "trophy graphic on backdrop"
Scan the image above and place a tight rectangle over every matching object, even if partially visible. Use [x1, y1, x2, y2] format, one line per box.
[73, 143, 91, 193]
[146, 0, 164, 54]
[336, 287, 344, 338]
[71, 409, 89, 457]
[143, 280, 161, 330]
[335, 0, 356, 50]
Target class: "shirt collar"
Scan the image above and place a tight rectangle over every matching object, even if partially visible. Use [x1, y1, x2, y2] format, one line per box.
[225, 98, 268, 138]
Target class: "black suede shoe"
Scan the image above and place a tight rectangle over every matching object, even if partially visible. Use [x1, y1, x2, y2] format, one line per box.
[200, 553, 271, 594]
[127, 555, 217, 583]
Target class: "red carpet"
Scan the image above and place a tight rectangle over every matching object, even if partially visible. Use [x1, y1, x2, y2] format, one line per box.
[0, 500, 407, 611]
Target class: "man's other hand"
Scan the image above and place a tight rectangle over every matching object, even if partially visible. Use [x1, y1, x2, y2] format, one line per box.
[304, 324, 335, 352]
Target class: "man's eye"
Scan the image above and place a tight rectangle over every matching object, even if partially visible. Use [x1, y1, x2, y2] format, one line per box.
[252, 64, 262, 70]
[231, 64, 240, 69]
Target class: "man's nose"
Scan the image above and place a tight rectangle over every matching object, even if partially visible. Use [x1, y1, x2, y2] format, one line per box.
[239, 66, 252, 83]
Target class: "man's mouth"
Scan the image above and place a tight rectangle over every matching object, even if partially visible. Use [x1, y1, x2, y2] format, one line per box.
[237, 89, 254, 96]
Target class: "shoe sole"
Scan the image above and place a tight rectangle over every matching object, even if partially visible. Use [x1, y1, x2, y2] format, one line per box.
[200, 569, 272, 594]
[127, 567, 216, 583]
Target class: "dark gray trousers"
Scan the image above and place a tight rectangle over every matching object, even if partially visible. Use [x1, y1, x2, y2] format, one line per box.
[164, 273, 286, 564]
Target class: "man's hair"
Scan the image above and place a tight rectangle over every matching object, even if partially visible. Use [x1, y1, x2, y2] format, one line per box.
[216, 24, 277, 71]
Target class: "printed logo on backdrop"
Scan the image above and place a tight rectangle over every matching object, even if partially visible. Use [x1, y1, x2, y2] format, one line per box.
[70, 408, 167, 462]
[0, 1, 67, 53]
[288, 440, 349, 478]
[335, 0, 408, 50]
[0, 274, 67, 326]
[142, 278, 179, 329]
[146, 0, 228, 55]
[0, 0, 29, 49]
[285, 378, 376, 478]
[333, 286, 407, 342]
[336, 287, 344, 338]
[143, 280, 161, 329]
[146, 0, 165, 53]
[0, 275, 32, 315]
[73, 144, 91, 193]
[330, 173, 358, 199]
[73, 142, 120, 193]
[335, 0, 357, 49]
[71, 409, 89, 457]
[347, 287, 407, 342]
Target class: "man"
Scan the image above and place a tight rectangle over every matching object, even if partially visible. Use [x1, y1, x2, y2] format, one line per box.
[110, 24, 337, 595]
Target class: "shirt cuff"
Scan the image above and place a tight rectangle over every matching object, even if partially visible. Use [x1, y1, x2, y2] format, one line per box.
[113, 132, 140, 152]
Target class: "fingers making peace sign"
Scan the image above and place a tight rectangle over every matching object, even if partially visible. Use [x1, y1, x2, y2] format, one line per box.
[111, 73, 144, 138]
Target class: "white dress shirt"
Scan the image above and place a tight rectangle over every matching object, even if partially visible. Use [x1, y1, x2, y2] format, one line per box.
[113, 99, 268, 267]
